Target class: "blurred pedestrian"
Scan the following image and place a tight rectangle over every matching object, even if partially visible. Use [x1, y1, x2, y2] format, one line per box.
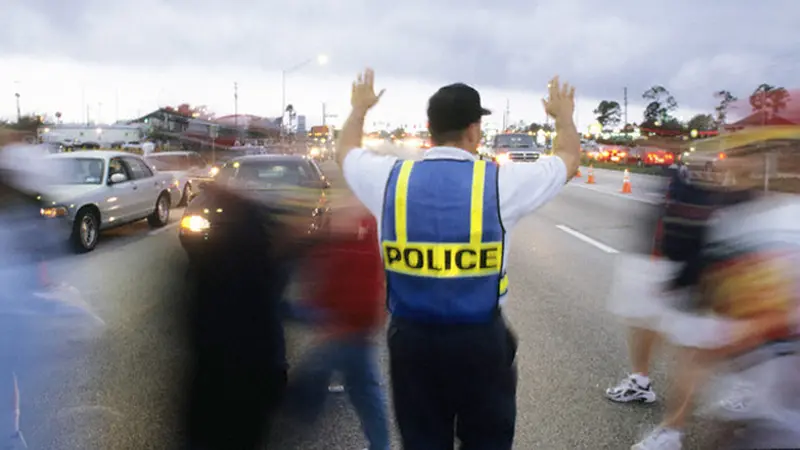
[606, 158, 757, 450]
[687, 146, 800, 448]
[335, 69, 581, 449]
[285, 196, 389, 450]
[0, 142, 102, 449]
[181, 184, 306, 450]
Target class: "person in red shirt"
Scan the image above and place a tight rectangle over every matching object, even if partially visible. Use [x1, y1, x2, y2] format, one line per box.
[286, 196, 389, 450]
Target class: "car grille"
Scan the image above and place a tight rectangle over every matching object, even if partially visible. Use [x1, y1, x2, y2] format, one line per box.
[508, 152, 541, 162]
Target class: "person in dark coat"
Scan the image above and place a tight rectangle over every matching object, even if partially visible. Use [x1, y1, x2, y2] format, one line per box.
[181, 184, 307, 450]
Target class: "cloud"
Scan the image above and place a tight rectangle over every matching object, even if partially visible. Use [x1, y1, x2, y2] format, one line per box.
[1, 0, 798, 124]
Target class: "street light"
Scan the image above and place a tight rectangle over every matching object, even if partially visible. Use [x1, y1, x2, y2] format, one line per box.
[281, 54, 328, 135]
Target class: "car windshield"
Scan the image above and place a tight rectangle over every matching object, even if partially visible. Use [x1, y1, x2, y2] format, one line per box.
[495, 135, 535, 148]
[227, 160, 310, 189]
[146, 154, 190, 170]
[46, 158, 105, 185]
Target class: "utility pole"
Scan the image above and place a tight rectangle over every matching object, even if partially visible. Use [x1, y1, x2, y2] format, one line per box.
[233, 82, 239, 129]
[14, 93, 20, 123]
[321, 102, 337, 126]
[321, 102, 338, 152]
[502, 99, 510, 130]
[13, 80, 21, 122]
[623, 87, 628, 126]
[82, 86, 87, 125]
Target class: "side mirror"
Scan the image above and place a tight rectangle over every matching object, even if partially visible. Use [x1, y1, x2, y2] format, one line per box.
[109, 173, 127, 184]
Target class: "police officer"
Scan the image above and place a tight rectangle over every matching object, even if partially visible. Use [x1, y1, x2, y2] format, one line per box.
[336, 69, 581, 449]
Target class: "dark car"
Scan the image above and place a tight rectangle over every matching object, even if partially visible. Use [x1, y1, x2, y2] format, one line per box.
[178, 155, 331, 255]
[491, 134, 543, 164]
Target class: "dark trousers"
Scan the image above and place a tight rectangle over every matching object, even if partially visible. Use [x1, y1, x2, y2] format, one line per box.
[286, 334, 390, 450]
[388, 315, 518, 450]
[184, 357, 287, 450]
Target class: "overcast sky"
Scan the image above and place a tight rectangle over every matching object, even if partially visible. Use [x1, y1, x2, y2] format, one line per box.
[1, 0, 797, 130]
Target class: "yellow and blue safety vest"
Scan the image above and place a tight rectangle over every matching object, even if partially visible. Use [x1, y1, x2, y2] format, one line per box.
[381, 159, 508, 323]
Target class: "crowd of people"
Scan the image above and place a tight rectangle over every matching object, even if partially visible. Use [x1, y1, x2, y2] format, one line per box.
[1, 70, 799, 450]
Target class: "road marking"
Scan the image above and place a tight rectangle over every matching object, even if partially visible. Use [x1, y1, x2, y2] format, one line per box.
[567, 183, 660, 204]
[555, 225, 619, 254]
[147, 221, 179, 236]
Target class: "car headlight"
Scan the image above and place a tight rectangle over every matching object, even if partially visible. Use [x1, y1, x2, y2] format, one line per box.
[495, 153, 510, 164]
[172, 179, 180, 188]
[309, 148, 321, 157]
[40, 206, 68, 218]
[209, 167, 220, 177]
[180, 215, 211, 232]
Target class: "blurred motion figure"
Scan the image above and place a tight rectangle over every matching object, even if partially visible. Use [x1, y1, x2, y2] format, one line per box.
[286, 196, 389, 450]
[181, 182, 304, 450]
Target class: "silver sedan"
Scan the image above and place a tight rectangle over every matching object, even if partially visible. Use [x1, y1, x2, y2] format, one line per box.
[38, 151, 176, 252]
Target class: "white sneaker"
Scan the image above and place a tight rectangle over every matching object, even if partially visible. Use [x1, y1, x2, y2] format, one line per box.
[606, 374, 657, 403]
[631, 428, 682, 450]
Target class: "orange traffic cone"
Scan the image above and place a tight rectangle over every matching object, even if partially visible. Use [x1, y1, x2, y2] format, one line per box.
[586, 165, 595, 184]
[575, 167, 582, 178]
[621, 169, 632, 194]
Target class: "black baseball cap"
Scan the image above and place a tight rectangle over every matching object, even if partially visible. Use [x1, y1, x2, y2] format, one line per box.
[427, 83, 491, 134]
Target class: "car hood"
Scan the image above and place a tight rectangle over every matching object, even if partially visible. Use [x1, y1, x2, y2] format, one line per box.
[186, 185, 323, 217]
[38, 184, 104, 204]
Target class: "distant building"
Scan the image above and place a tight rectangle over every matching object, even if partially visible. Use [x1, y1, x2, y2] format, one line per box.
[37, 123, 143, 147]
[128, 109, 279, 150]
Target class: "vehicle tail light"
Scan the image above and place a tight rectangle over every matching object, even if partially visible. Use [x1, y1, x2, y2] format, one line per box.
[718, 152, 727, 160]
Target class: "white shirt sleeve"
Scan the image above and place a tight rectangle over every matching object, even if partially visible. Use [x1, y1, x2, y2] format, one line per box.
[498, 155, 568, 228]
[341, 148, 398, 218]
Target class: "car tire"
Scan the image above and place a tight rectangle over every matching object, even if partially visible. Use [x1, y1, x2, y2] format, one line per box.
[148, 193, 171, 228]
[71, 208, 100, 253]
[179, 184, 191, 207]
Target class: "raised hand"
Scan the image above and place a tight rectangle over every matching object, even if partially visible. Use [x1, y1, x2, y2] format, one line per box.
[541, 76, 575, 121]
[351, 68, 385, 112]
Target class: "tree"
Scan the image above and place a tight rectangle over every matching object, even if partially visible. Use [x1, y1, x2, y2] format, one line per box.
[750, 84, 791, 116]
[390, 127, 406, 140]
[641, 86, 678, 127]
[7, 115, 43, 132]
[593, 100, 622, 129]
[526, 122, 543, 133]
[687, 114, 716, 131]
[713, 90, 737, 125]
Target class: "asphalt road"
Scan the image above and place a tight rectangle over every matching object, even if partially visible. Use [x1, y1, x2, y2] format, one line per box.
[10, 161, 726, 449]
